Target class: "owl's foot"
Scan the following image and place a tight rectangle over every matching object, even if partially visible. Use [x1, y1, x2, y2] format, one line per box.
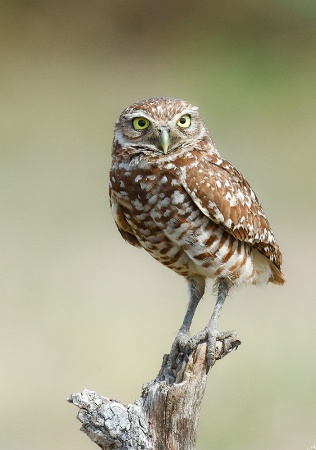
[165, 328, 240, 382]
[166, 330, 191, 373]
[188, 328, 240, 371]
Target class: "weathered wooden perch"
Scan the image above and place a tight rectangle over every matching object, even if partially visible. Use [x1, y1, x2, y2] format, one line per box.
[68, 333, 240, 450]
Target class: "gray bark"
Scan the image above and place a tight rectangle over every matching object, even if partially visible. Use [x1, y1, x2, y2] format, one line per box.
[68, 334, 240, 450]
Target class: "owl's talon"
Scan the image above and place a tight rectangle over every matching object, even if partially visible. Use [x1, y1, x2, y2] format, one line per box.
[167, 331, 191, 372]
[163, 327, 240, 382]
[187, 328, 240, 370]
[206, 329, 219, 369]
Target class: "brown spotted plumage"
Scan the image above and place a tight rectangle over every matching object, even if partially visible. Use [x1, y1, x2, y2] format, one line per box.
[109, 97, 285, 369]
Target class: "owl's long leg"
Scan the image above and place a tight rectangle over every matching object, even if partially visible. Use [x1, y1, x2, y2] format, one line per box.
[187, 277, 231, 369]
[167, 275, 205, 370]
[206, 277, 231, 367]
[179, 275, 206, 337]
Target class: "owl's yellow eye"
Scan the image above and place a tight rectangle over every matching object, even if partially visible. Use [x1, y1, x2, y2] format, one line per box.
[132, 117, 150, 130]
[177, 114, 191, 128]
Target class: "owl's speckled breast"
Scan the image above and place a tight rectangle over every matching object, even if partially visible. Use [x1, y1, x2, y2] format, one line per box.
[110, 156, 262, 285]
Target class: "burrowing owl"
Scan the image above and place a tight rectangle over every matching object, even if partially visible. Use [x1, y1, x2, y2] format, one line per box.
[109, 97, 285, 368]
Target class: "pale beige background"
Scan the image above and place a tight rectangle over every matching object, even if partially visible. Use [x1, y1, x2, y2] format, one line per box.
[1, 2, 315, 449]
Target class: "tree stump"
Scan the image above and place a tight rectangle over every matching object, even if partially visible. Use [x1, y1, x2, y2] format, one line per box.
[68, 333, 240, 450]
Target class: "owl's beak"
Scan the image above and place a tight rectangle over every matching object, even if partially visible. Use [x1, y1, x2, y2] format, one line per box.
[159, 127, 170, 154]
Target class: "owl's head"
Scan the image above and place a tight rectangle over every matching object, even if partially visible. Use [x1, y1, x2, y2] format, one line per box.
[113, 97, 210, 157]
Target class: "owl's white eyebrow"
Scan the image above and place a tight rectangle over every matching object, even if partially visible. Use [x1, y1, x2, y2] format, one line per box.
[124, 112, 151, 120]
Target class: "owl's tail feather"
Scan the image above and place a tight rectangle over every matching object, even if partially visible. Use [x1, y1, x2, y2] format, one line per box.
[270, 263, 286, 285]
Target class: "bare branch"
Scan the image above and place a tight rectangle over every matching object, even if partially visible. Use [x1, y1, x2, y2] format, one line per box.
[69, 333, 240, 450]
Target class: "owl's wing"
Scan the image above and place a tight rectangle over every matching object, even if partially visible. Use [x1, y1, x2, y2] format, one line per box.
[180, 151, 282, 269]
[109, 190, 142, 248]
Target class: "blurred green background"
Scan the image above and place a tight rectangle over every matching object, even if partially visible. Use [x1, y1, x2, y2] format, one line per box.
[1, 1, 316, 449]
